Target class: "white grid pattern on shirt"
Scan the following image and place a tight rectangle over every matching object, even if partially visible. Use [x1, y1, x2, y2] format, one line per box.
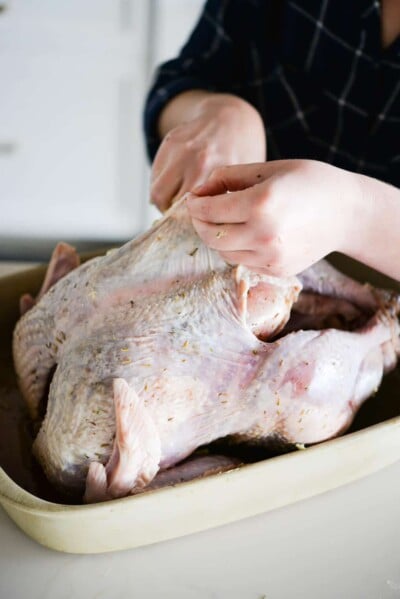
[309, 134, 386, 171]
[147, 0, 399, 178]
[203, 2, 231, 60]
[370, 79, 400, 134]
[290, 1, 374, 65]
[382, 59, 400, 69]
[147, 2, 229, 116]
[327, 31, 366, 160]
[271, 106, 318, 132]
[231, 68, 278, 91]
[324, 90, 368, 117]
[250, 42, 281, 159]
[361, 1, 380, 19]
[305, 0, 329, 71]
[277, 66, 310, 133]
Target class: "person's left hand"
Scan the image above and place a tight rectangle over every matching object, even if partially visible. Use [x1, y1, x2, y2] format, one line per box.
[186, 159, 360, 277]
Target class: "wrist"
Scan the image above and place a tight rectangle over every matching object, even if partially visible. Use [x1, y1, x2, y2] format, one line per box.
[198, 93, 264, 131]
[198, 93, 266, 160]
[335, 169, 368, 257]
[338, 170, 393, 270]
[339, 172, 400, 282]
[158, 89, 212, 137]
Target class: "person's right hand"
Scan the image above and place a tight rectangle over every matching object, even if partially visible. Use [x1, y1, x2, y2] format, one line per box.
[150, 93, 266, 212]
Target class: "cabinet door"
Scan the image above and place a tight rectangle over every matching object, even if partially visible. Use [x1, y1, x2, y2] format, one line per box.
[0, 0, 150, 241]
[142, 0, 205, 228]
[151, 0, 204, 65]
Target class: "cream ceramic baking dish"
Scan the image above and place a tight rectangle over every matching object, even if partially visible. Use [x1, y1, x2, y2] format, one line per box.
[0, 260, 399, 554]
[1, 417, 400, 554]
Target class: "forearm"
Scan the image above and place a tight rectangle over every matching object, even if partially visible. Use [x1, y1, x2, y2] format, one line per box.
[158, 90, 264, 140]
[345, 174, 400, 282]
[158, 90, 212, 138]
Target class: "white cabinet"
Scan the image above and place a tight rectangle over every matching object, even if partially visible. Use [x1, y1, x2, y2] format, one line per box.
[143, 0, 205, 228]
[151, 0, 204, 65]
[0, 0, 151, 241]
[0, 0, 205, 244]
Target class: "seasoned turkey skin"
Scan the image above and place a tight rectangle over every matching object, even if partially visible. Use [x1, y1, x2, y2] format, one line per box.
[12, 199, 400, 502]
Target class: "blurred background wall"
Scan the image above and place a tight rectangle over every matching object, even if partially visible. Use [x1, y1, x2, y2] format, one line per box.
[0, 0, 204, 260]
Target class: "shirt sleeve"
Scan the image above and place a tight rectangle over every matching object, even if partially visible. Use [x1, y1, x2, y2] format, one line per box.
[143, 0, 250, 161]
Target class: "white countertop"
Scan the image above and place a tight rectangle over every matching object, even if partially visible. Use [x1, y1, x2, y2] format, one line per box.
[1, 462, 400, 599]
[1, 262, 400, 599]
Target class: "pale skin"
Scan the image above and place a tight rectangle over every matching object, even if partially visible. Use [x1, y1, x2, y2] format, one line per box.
[151, 90, 266, 212]
[151, 0, 400, 282]
[186, 161, 400, 281]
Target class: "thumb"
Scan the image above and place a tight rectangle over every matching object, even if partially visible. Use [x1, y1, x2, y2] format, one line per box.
[191, 162, 274, 196]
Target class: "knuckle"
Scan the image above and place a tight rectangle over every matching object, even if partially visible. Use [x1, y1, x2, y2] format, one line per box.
[164, 127, 192, 150]
[257, 234, 273, 250]
[183, 138, 195, 152]
[252, 190, 269, 218]
[195, 148, 212, 172]
[263, 244, 288, 275]
[269, 243, 284, 264]
[258, 228, 279, 248]
[164, 126, 181, 143]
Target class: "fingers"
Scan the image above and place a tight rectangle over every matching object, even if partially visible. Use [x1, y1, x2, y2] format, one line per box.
[186, 162, 277, 224]
[191, 218, 252, 251]
[192, 163, 274, 196]
[151, 151, 210, 211]
[217, 249, 290, 277]
[151, 168, 182, 212]
[174, 169, 209, 206]
[187, 185, 260, 224]
[191, 216, 291, 277]
[151, 136, 192, 210]
[217, 249, 258, 266]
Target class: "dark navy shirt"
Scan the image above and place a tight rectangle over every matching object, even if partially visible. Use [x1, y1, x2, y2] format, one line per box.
[144, 0, 400, 186]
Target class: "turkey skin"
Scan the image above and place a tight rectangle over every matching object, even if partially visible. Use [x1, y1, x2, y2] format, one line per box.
[13, 199, 400, 502]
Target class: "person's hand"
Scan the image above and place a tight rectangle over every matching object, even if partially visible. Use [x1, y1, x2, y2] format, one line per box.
[150, 93, 266, 212]
[186, 160, 361, 277]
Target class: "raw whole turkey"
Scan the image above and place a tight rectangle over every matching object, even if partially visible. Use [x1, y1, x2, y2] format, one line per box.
[12, 198, 400, 503]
